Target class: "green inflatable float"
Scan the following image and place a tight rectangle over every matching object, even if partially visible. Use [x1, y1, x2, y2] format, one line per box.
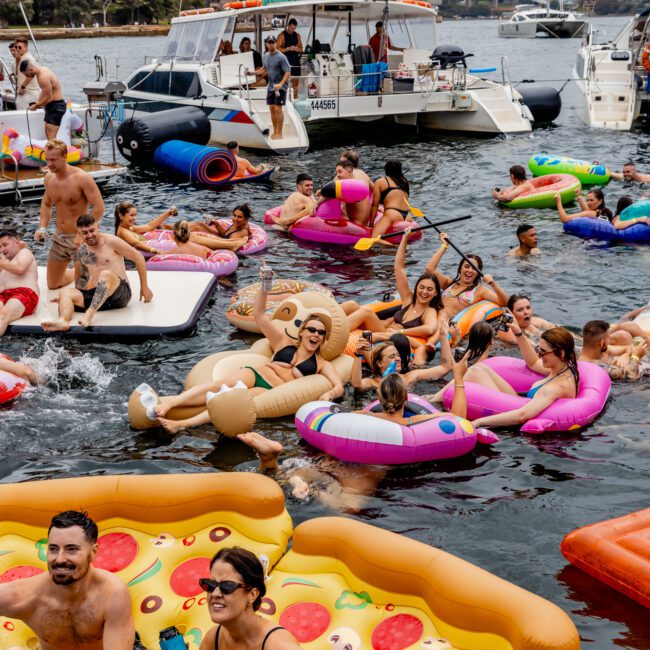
[500, 173, 581, 209]
[528, 154, 610, 185]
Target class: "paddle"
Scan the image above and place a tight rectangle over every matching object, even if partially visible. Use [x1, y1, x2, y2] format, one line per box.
[354, 215, 471, 251]
[405, 199, 484, 279]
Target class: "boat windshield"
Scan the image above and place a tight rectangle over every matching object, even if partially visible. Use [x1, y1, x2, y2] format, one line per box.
[161, 16, 232, 62]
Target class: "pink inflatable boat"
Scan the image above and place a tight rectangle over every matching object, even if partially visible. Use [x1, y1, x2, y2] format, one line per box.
[295, 394, 498, 464]
[442, 357, 610, 434]
[146, 250, 239, 276]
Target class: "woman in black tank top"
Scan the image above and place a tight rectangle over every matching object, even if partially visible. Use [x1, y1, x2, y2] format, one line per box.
[199, 547, 301, 649]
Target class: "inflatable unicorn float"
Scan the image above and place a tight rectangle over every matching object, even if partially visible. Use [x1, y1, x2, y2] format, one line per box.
[1, 102, 86, 167]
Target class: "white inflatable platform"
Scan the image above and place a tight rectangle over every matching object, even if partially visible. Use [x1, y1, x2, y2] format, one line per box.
[7, 268, 218, 340]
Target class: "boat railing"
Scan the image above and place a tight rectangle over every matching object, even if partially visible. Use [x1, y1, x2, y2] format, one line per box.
[500, 55, 515, 100]
[0, 56, 17, 97]
[0, 152, 23, 204]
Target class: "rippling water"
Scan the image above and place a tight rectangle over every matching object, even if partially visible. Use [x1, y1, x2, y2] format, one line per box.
[2, 17, 650, 648]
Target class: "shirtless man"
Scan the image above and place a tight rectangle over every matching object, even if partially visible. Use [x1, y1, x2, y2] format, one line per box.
[226, 140, 268, 178]
[42, 215, 153, 332]
[0, 229, 39, 335]
[20, 59, 66, 140]
[340, 149, 374, 193]
[272, 173, 317, 229]
[610, 162, 650, 183]
[492, 165, 534, 203]
[0, 510, 134, 649]
[335, 159, 370, 226]
[37, 140, 104, 290]
[508, 224, 540, 257]
[579, 320, 647, 381]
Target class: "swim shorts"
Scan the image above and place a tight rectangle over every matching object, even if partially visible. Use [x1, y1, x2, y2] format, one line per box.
[0, 287, 39, 316]
[43, 99, 67, 127]
[75, 278, 132, 312]
[266, 89, 287, 106]
[48, 232, 79, 263]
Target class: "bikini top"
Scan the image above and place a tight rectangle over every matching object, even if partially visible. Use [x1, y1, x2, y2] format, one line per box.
[215, 625, 284, 649]
[271, 345, 318, 376]
[393, 305, 424, 329]
[526, 366, 573, 399]
[379, 177, 408, 204]
[224, 224, 251, 239]
[441, 284, 478, 306]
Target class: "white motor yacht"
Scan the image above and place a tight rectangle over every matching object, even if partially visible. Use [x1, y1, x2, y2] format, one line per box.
[573, 8, 650, 130]
[123, 0, 533, 154]
[499, 1, 587, 39]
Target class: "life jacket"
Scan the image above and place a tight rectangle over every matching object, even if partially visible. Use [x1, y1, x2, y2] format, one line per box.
[642, 48, 650, 73]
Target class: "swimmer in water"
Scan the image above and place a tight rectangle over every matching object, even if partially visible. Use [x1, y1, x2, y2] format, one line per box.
[492, 165, 534, 203]
[508, 224, 540, 257]
[610, 162, 650, 183]
[498, 293, 557, 345]
[554, 187, 613, 222]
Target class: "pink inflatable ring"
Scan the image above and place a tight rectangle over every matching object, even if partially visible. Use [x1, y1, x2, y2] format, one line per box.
[295, 394, 498, 464]
[146, 250, 239, 276]
[442, 357, 611, 434]
[0, 354, 27, 405]
[214, 219, 268, 255]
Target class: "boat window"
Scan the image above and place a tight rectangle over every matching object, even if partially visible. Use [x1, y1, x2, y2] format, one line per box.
[161, 17, 227, 62]
[406, 16, 436, 50]
[313, 16, 338, 48]
[386, 18, 409, 49]
[333, 19, 368, 51]
[127, 70, 202, 98]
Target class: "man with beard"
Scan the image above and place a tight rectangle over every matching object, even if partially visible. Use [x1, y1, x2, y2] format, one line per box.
[0, 510, 134, 649]
[42, 215, 153, 332]
[272, 172, 317, 229]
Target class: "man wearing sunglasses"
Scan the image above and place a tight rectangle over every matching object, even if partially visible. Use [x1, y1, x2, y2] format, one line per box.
[13, 37, 40, 110]
[0, 510, 134, 649]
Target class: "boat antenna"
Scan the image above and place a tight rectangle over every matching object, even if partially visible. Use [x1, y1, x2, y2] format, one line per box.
[18, 1, 45, 65]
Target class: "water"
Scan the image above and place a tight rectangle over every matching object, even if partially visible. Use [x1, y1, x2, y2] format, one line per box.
[2, 17, 650, 648]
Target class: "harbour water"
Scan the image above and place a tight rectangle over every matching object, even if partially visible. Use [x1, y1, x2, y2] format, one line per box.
[1, 16, 649, 648]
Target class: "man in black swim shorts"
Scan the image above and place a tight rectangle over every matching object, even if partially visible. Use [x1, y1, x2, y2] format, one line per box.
[42, 215, 153, 332]
[20, 59, 66, 139]
[262, 35, 291, 140]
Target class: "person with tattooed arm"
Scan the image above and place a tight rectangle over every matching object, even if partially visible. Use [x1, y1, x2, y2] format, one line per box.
[41, 215, 153, 332]
[36, 140, 105, 290]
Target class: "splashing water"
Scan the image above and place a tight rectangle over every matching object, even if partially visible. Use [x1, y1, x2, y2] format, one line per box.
[18, 340, 114, 392]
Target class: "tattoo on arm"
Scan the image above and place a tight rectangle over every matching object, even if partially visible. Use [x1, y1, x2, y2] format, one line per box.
[74, 244, 97, 290]
[89, 280, 110, 312]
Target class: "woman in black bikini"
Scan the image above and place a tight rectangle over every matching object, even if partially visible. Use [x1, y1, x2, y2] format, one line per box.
[343, 228, 442, 363]
[155, 270, 344, 432]
[198, 547, 300, 650]
[190, 204, 252, 251]
[370, 159, 412, 238]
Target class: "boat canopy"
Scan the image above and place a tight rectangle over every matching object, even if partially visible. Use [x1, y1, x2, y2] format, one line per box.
[160, 0, 437, 63]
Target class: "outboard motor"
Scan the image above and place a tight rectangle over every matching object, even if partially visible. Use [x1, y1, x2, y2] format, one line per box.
[517, 85, 562, 125]
[430, 44, 473, 70]
[116, 106, 211, 165]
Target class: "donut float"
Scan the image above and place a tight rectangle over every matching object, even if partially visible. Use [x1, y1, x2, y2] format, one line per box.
[295, 394, 498, 464]
[226, 278, 332, 333]
[146, 250, 239, 276]
[194, 219, 268, 255]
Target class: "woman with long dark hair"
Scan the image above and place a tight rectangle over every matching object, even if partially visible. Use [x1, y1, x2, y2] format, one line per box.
[554, 187, 613, 222]
[370, 159, 412, 238]
[114, 201, 177, 255]
[198, 546, 300, 649]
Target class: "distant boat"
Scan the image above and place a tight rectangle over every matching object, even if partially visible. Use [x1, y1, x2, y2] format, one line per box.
[498, 1, 588, 38]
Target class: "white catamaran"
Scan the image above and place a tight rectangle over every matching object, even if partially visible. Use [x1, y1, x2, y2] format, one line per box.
[123, 0, 534, 154]
[498, 1, 587, 39]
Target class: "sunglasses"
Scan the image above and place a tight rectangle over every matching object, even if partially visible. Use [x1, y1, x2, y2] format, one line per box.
[304, 326, 326, 336]
[535, 345, 555, 358]
[199, 578, 249, 595]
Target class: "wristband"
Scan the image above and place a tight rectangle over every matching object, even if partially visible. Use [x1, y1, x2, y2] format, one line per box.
[514, 331, 523, 337]
[441, 243, 448, 250]
[453, 384, 465, 388]
[35, 227, 47, 237]
[631, 354, 640, 362]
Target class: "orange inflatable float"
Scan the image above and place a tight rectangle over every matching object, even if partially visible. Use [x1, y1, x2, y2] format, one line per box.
[0, 474, 580, 650]
[561, 507, 650, 609]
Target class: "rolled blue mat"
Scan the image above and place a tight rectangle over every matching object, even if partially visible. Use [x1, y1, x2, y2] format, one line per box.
[153, 140, 237, 188]
[469, 67, 497, 74]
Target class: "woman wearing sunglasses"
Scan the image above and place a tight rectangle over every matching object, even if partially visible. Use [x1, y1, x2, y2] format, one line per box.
[465, 318, 579, 429]
[199, 547, 300, 649]
[155, 270, 344, 433]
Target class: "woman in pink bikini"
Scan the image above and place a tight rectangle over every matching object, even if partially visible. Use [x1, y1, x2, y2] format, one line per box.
[424, 231, 509, 349]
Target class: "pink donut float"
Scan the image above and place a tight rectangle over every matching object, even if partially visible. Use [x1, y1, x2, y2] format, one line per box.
[146, 250, 239, 276]
[442, 357, 611, 434]
[295, 394, 498, 464]
[0, 355, 28, 405]
[141, 230, 178, 257]
[214, 219, 268, 255]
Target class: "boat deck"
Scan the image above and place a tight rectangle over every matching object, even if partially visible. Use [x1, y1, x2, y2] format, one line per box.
[0, 160, 127, 204]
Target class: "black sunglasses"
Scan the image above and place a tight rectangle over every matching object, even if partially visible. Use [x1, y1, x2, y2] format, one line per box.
[199, 578, 249, 595]
[535, 345, 555, 358]
[304, 326, 326, 336]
